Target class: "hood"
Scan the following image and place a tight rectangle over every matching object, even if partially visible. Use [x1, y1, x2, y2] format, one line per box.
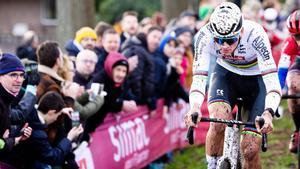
[104, 52, 129, 81]
[159, 34, 177, 53]
[65, 39, 82, 55]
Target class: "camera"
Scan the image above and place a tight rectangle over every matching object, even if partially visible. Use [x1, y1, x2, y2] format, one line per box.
[23, 60, 40, 85]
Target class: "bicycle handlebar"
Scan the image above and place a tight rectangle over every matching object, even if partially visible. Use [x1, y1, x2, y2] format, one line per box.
[257, 118, 267, 152]
[186, 112, 268, 152]
[281, 94, 300, 99]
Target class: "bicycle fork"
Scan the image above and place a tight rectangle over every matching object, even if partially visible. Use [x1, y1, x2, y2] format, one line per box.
[217, 125, 241, 169]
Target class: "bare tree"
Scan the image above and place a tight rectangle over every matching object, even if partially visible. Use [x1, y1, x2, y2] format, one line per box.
[56, 0, 95, 49]
[161, 0, 189, 21]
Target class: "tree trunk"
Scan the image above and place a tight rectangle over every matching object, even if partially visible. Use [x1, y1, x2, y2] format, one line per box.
[56, 0, 95, 50]
[161, 0, 189, 21]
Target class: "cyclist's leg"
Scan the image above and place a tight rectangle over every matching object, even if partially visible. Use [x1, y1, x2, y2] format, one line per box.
[240, 133, 262, 169]
[286, 69, 300, 152]
[206, 102, 232, 154]
[206, 64, 233, 168]
[240, 75, 265, 169]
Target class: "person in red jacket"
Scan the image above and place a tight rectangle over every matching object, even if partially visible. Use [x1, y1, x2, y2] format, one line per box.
[277, 10, 300, 153]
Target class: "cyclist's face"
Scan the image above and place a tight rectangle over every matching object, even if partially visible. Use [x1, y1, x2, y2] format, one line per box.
[214, 36, 240, 55]
[293, 34, 300, 46]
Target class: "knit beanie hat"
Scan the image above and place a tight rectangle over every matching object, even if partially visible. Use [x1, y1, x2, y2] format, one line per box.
[75, 27, 97, 43]
[113, 59, 129, 69]
[0, 53, 25, 75]
[159, 34, 177, 53]
[174, 26, 193, 37]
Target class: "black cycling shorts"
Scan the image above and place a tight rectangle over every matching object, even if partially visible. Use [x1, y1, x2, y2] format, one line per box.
[208, 64, 266, 130]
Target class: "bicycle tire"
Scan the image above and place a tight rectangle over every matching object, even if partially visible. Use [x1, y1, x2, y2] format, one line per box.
[236, 150, 242, 169]
[297, 130, 300, 169]
[217, 158, 232, 169]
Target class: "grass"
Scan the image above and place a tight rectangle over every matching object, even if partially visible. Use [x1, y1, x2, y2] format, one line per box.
[165, 101, 298, 169]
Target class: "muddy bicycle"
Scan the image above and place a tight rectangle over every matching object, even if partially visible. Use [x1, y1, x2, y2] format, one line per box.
[186, 98, 268, 169]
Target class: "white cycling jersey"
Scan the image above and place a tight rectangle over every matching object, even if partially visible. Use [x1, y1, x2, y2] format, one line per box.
[189, 20, 282, 112]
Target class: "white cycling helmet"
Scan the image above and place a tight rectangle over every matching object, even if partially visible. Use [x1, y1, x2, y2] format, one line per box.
[209, 2, 243, 38]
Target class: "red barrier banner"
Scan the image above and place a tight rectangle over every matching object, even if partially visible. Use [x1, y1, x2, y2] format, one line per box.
[75, 99, 209, 169]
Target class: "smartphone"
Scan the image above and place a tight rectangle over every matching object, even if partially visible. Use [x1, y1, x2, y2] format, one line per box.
[98, 84, 104, 94]
[71, 111, 80, 127]
[91, 83, 100, 95]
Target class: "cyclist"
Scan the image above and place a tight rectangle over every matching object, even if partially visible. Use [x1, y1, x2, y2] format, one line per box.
[184, 2, 281, 169]
[277, 10, 300, 153]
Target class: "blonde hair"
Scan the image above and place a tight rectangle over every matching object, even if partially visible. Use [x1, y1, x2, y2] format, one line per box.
[58, 55, 75, 81]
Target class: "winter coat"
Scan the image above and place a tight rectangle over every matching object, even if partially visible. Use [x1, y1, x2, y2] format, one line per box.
[74, 92, 104, 121]
[16, 44, 37, 61]
[94, 47, 108, 73]
[5, 109, 73, 169]
[121, 34, 156, 110]
[73, 71, 93, 89]
[0, 85, 17, 161]
[85, 52, 133, 134]
[65, 39, 81, 57]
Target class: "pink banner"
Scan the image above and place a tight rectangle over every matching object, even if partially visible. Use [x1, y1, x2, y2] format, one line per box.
[75, 99, 209, 169]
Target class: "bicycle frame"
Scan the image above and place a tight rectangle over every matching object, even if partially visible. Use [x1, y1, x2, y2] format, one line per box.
[217, 125, 241, 169]
[186, 99, 267, 169]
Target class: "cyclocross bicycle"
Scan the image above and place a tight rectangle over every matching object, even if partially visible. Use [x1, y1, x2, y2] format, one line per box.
[186, 98, 267, 169]
[281, 94, 300, 169]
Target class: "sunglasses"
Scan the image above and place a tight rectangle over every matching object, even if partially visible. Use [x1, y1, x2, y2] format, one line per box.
[214, 35, 240, 45]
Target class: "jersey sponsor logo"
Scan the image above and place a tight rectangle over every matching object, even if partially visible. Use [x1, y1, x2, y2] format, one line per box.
[252, 36, 270, 61]
[216, 89, 224, 96]
[194, 31, 206, 62]
[238, 44, 246, 54]
[222, 55, 245, 61]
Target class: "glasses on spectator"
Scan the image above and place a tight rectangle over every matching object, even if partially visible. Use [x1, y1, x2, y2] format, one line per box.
[6, 72, 25, 81]
[80, 59, 97, 64]
[214, 34, 240, 45]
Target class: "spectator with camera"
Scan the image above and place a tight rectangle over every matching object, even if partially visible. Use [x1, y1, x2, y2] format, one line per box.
[0, 52, 32, 168]
[36, 41, 82, 168]
[57, 49, 105, 123]
[85, 52, 137, 136]
[6, 91, 83, 169]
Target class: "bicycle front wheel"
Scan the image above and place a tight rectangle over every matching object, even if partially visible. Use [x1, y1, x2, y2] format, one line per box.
[217, 158, 232, 169]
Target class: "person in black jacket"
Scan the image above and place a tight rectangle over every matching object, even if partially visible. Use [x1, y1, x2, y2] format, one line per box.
[73, 49, 98, 89]
[6, 91, 83, 169]
[85, 52, 137, 135]
[0, 53, 32, 168]
[121, 33, 156, 111]
[16, 30, 39, 61]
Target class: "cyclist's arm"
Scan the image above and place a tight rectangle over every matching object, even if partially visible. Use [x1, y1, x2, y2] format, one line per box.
[252, 25, 282, 115]
[189, 28, 211, 110]
[277, 53, 291, 88]
[277, 38, 297, 88]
